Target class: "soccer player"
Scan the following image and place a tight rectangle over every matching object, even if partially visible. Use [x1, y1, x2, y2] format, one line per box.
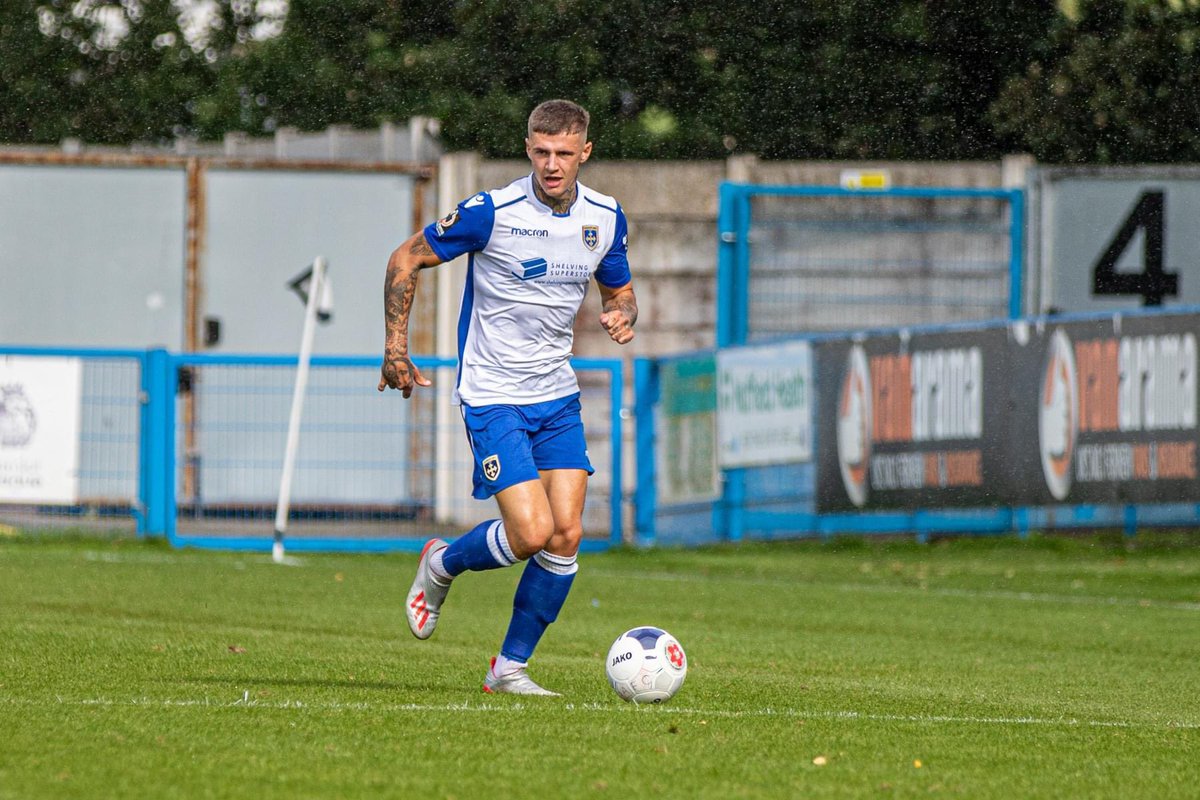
[378, 99, 638, 695]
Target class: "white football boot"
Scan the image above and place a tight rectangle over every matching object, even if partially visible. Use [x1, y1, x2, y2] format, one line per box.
[482, 657, 561, 697]
[405, 538, 450, 640]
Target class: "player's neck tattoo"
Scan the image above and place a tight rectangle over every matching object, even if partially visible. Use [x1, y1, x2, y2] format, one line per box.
[534, 179, 576, 215]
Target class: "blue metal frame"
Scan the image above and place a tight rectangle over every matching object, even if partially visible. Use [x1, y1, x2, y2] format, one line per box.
[717, 182, 1027, 348]
[633, 357, 659, 546]
[157, 352, 624, 553]
[0, 346, 624, 553]
[640, 305, 1200, 546]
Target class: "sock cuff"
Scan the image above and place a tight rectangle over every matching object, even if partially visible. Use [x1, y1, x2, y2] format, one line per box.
[534, 550, 578, 576]
[486, 520, 517, 567]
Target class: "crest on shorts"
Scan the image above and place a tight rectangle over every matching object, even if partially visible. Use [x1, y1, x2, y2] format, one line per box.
[582, 225, 599, 251]
[482, 454, 501, 482]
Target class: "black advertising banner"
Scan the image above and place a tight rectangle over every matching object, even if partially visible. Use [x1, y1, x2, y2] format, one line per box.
[815, 328, 1011, 511]
[1007, 314, 1199, 505]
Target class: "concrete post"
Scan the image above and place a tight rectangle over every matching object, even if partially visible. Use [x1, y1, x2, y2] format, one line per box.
[434, 152, 482, 526]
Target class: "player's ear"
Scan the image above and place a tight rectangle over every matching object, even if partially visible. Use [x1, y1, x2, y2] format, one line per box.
[581, 140, 593, 163]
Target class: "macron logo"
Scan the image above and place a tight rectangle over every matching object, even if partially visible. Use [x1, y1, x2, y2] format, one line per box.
[512, 258, 548, 281]
[510, 227, 549, 238]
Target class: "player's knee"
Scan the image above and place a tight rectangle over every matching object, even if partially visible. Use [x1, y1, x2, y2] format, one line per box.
[551, 520, 583, 553]
[508, 517, 555, 560]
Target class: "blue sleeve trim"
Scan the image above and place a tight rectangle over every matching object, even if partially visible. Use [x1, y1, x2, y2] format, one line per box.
[585, 196, 619, 214]
[494, 196, 525, 211]
[425, 193, 495, 260]
[596, 203, 632, 288]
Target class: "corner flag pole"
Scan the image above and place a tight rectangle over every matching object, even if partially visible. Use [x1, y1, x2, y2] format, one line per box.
[274, 256, 328, 563]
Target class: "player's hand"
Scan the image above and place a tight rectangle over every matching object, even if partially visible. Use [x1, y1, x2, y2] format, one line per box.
[600, 310, 635, 345]
[378, 354, 432, 398]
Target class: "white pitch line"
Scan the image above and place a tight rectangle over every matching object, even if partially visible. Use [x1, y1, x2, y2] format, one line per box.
[1, 695, 1194, 731]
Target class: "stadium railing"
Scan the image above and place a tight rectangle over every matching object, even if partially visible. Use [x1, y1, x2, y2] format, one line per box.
[717, 183, 1026, 347]
[0, 347, 625, 552]
[635, 306, 1200, 547]
[0, 345, 144, 534]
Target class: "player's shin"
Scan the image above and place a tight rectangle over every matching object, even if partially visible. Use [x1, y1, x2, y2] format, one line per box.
[440, 518, 517, 576]
[495, 551, 578, 671]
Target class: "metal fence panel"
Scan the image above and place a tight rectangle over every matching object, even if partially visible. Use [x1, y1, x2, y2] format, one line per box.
[0, 348, 142, 533]
[202, 169, 417, 355]
[0, 165, 186, 349]
[0, 348, 624, 551]
[636, 308, 1200, 546]
[165, 354, 624, 552]
[718, 184, 1022, 346]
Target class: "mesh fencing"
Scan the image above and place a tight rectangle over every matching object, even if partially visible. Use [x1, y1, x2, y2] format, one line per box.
[745, 191, 1015, 338]
[172, 356, 621, 547]
[1, 350, 622, 548]
[0, 353, 141, 534]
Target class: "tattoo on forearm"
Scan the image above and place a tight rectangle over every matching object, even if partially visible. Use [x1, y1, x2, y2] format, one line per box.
[408, 236, 435, 257]
[604, 294, 638, 327]
[384, 268, 417, 358]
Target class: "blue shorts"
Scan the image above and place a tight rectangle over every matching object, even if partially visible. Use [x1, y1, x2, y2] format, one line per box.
[461, 393, 594, 499]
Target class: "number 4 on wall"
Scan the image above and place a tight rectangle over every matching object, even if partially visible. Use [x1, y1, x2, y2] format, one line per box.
[1092, 190, 1179, 306]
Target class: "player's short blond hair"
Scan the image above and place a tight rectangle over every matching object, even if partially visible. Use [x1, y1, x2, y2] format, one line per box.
[527, 99, 590, 139]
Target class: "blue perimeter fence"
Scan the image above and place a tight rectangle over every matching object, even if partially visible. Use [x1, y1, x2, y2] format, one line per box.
[5, 307, 1200, 554]
[717, 183, 1025, 345]
[634, 306, 1200, 547]
[0, 347, 624, 554]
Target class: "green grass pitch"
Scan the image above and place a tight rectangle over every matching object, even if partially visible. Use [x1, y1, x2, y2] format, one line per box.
[1, 531, 1198, 799]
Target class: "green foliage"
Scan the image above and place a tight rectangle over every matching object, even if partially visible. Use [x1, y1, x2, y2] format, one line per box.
[1, 1, 1199, 162]
[992, 0, 1200, 163]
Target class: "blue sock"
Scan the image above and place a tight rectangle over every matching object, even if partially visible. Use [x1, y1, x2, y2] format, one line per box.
[441, 519, 517, 576]
[499, 551, 578, 662]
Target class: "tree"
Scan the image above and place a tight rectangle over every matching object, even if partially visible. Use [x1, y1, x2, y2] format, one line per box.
[0, 0, 287, 145]
[705, 0, 1057, 160]
[195, 0, 454, 139]
[0, 1, 79, 142]
[990, 0, 1200, 163]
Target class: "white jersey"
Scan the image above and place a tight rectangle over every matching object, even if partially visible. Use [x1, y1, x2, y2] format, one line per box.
[424, 174, 632, 406]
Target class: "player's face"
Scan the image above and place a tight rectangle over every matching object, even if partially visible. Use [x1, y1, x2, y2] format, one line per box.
[526, 130, 592, 201]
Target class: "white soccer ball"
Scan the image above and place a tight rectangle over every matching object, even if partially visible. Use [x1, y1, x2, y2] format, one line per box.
[605, 626, 687, 704]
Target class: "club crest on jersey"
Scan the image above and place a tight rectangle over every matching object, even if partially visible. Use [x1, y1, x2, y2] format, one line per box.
[582, 225, 599, 251]
[482, 454, 501, 482]
[435, 208, 459, 236]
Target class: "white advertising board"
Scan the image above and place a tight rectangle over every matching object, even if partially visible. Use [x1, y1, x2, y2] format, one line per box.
[0, 356, 83, 504]
[717, 340, 812, 468]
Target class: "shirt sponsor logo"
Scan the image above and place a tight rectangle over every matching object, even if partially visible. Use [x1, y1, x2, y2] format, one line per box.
[511, 257, 590, 283]
[512, 257, 549, 281]
[509, 226, 549, 237]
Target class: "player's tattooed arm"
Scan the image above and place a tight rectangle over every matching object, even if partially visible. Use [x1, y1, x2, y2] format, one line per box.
[598, 282, 638, 345]
[378, 232, 443, 397]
